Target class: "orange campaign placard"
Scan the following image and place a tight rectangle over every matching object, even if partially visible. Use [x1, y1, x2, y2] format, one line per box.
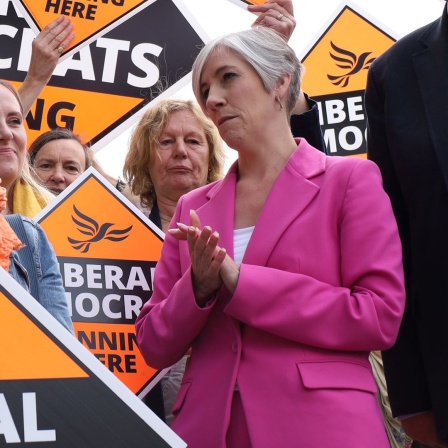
[1, 0, 207, 151]
[7, 82, 142, 148]
[300, 2, 397, 157]
[0, 290, 87, 381]
[0, 270, 186, 447]
[12, 0, 152, 59]
[35, 167, 166, 398]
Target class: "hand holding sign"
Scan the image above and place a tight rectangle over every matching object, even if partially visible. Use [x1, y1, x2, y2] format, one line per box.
[249, 0, 296, 42]
[18, 15, 75, 116]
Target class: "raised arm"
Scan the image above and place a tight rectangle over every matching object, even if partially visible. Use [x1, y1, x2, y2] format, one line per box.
[18, 16, 74, 116]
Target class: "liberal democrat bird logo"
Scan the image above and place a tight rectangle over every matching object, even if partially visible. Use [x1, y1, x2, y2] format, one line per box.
[68, 205, 133, 253]
[327, 41, 375, 88]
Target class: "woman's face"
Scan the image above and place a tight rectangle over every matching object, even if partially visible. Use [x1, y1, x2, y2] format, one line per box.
[149, 109, 210, 201]
[32, 139, 87, 194]
[199, 47, 274, 149]
[0, 85, 27, 190]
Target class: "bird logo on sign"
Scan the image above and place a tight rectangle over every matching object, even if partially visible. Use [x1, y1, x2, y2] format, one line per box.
[327, 41, 375, 88]
[68, 205, 133, 253]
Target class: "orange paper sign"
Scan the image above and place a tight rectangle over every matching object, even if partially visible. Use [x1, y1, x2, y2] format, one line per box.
[0, 270, 185, 446]
[36, 168, 165, 397]
[14, 0, 150, 58]
[301, 4, 397, 157]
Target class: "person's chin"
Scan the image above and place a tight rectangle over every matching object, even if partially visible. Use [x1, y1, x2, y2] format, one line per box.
[49, 187, 64, 195]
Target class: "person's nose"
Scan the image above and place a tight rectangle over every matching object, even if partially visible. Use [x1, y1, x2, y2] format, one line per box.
[0, 121, 13, 141]
[172, 140, 188, 158]
[50, 166, 66, 182]
[205, 84, 225, 112]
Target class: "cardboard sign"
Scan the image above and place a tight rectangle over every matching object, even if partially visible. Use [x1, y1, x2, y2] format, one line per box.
[0, 0, 207, 151]
[35, 168, 165, 398]
[227, 0, 267, 9]
[12, 0, 152, 60]
[0, 270, 186, 447]
[300, 2, 397, 157]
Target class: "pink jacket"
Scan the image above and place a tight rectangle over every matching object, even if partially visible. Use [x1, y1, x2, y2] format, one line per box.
[136, 140, 405, 448]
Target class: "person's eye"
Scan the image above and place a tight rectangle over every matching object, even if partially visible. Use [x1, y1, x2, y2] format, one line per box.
[66, 166, 80, 173]
[223, 72, 237, 81]
[37, 163, 51, 170]
[9, 117, 22, 126]
[201, 88, 209, 100]
[186, 139, 200, 145]
[159, 139, 173, 147]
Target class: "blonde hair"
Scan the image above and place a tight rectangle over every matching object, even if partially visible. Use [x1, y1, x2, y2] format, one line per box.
[8, 159, 54, 209]
[0, 80, 54, 209]
[124, 99, 225, 209]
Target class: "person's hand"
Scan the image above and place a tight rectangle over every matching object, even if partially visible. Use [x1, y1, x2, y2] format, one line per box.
[219, 250, 240, 295]
[30, 15, 74, 73]
[177, 210, 227, 307]
[168, 210, 239, 302]
[19, 16, 75, 115]
[401, 411, 448, 448]
[249, 1, 311, 116]
[248, 1, 296, 42]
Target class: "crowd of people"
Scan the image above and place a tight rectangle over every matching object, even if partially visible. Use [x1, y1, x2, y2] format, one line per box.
[1, 0, 447, 447]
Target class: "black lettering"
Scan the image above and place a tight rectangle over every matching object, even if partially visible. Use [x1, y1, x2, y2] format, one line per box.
[99, 331, 117, 350]
[47, 102, 75, 128]
[25, 99, 45, 131]
[78, 330, 137, 350]
[100, 0, 125, 4]
[124, 355, 137, 373]
[71, 2, 85, 18]
[86, 4, 97, 20]
[94, 354, 135, 373]
[61, 0, 73, 15]
[119, 332, 126, 350]
[45, 0, 97, 18]
[127, 332, 137, 350]
[78, 331, 96, 349]
[108, 354, 124, 373]
[45, 0, 61, 13]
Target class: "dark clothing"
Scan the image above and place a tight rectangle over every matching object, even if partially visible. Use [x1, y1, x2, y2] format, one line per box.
[148, 201, 162, 230]
[290, 94, 326, 153]
[365, 5, 448, 442]
[412, 443, 431, 448]
[143, 383, 165, 422]
[144, 200, 166, 422]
